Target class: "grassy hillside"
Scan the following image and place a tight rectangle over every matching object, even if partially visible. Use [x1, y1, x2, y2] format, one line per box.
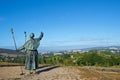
[0, 48, 17, 54]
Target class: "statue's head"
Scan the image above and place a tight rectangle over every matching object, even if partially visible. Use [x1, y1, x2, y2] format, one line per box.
[30, 33, 34, 38]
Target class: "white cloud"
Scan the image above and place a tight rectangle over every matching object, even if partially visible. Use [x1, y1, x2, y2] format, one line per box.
[79, 37, 108, 42]
[40, 37, 120, 47]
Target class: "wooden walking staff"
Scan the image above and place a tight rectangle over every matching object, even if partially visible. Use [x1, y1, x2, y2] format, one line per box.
[10, 28, 24, 75]
[10, 28, 17, 50]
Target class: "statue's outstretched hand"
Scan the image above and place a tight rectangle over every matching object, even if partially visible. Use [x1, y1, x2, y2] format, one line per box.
[41, 32, 44, 37]
[39, 32, 44, 40]
[41, 32, 44, 35]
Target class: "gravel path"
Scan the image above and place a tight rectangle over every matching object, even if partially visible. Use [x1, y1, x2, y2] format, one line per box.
[1, 66, 119, 80]
[0, 66, 82, 80]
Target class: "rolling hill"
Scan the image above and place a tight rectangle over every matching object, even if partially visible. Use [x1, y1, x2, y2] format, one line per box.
[0, 48, 17, 54]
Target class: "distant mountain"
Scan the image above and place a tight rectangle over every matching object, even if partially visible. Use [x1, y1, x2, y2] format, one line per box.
[81, 46, 120, 51]
[0, 48, 17, 54]
[1, 46, 120, 53]
[0, 48, 24, 57]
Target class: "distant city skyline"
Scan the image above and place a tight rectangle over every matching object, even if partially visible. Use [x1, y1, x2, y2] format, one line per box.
[0, 0, 120, 51]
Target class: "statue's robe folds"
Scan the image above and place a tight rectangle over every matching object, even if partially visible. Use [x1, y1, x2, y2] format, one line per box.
[19, 38, 40, 70]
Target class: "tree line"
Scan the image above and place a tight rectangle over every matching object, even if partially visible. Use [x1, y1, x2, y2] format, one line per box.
[1, 50, 120, 67]
[39, 50, 120, 67]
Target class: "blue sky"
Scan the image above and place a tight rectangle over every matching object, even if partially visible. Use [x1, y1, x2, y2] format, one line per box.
[0, 0, 120, 51]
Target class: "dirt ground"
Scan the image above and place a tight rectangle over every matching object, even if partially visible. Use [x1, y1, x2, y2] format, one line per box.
[0, 66, 120, 80]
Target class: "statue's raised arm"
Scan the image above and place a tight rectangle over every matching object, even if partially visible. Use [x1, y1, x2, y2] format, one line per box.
[39, 32, 44, 40]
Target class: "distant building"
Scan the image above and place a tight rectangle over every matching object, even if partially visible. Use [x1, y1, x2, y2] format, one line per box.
[54, 52, 63, 55]
[109, 47, 120, 53]
[72, 49, 82, 53]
